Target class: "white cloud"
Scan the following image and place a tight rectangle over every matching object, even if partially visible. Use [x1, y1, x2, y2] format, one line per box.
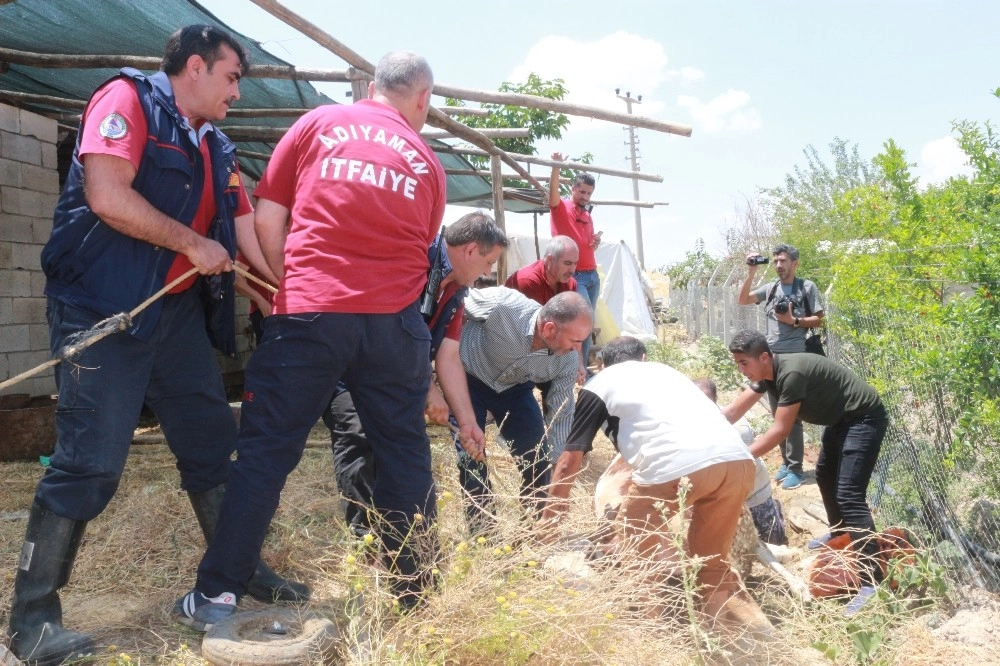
[667, 66, 705, 83]
[507, 31, 670, 129]
[676, 89, 762, 134]
[916, 136, 972, 187]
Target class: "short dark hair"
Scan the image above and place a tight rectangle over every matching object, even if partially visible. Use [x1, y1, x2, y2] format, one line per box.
[728, 329, 772, 357]
[572, 173, 596, 188]
[602, 336, 645, 366]
[444, 211, 509, 254]
[538, 291, 592, 326]
[162, 25, 249, 76]
[692, 377, 717, 402]
[374, 51, 433, 97]
[772, 243, 799, 261]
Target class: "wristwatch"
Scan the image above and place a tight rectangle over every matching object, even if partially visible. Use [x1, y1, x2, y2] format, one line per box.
[793, 317, 800, 327]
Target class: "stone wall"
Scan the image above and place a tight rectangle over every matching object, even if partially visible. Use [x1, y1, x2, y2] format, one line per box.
[0, 101, 257, 399]
[0, 103, 60, 397]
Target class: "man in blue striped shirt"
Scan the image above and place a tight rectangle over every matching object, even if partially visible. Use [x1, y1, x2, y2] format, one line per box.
[457, 288, 592, 530]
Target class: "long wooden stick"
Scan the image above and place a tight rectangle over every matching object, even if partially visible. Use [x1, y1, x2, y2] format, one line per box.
[0, 267, 199, 393]
[233, 265, 278, 294]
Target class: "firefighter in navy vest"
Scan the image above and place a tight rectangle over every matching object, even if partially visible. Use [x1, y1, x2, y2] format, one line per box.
[8, 26, 305, 666]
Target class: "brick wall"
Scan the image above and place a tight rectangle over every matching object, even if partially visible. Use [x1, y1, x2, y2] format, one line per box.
[0, 103, 59, 397]
[0, 101, 258, 399]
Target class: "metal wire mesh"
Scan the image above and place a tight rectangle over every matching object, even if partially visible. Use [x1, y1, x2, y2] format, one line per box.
[666, 262, 1000, 595]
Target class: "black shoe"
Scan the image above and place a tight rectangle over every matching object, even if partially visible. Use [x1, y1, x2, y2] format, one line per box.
[188, 486, 311, 603]
[8, 503, 96, 666]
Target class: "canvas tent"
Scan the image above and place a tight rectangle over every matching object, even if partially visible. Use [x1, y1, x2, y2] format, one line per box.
[505, 235, 658, 344]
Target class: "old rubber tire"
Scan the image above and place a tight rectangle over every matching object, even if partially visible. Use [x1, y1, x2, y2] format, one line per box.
[202, 608, 339, 665]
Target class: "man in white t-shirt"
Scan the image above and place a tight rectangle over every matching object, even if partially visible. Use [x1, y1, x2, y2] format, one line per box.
[693, 378, 787, 546]
[540, 336, 772, 635]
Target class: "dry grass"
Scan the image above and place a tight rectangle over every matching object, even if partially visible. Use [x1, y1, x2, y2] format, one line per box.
[0, 416, 986, 665]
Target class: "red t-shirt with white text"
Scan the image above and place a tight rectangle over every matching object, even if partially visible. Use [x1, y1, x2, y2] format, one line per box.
[255, 100, 446, 314]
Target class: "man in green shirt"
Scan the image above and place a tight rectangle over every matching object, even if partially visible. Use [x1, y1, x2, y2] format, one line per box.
[723, 329, 888, 616]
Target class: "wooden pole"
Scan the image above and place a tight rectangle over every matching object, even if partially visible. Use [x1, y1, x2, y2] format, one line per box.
[248, 0, 376, 74]
[425, 108, 548, 197]
[0, 47, 352, 81]
[432, 83, 692, 137]
[491, 154, 507, 283]
[440, 106, 490, 117]
[422, 128, 530, 140]
[435, 145, 662, 183]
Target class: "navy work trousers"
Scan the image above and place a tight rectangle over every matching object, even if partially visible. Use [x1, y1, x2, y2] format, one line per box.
[456, 375, 549, 521]
[195, 305, 434, 600]
[37, 291, 235, 520]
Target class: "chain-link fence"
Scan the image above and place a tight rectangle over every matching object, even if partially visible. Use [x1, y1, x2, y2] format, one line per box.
[667, 263, 1000, 595]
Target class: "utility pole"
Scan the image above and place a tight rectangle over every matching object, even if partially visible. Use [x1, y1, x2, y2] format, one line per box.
[616, 89, 645, 269]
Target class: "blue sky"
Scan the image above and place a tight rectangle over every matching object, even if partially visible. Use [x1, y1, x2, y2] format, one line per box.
[200, 0, 998, 268]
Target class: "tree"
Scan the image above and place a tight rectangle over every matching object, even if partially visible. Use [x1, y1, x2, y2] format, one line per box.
[446, 74, 591, 193]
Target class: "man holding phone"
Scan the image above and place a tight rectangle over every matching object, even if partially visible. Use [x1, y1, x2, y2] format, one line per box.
[549, 152, 601, 376]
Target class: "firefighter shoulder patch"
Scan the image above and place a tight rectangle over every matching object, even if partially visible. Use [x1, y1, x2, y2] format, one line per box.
[98, 113, 128, 140]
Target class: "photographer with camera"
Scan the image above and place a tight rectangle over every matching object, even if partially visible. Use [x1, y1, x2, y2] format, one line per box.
[737, 243, 824, 489]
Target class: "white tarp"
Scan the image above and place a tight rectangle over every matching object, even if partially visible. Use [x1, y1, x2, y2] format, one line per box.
[504, 235, 657, 343]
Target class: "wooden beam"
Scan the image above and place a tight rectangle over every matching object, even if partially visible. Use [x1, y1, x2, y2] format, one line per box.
[422, 128, 530, 140]
[491, 154, 507, 283]
[440, 106, 490, 118]
[248, 0, 376, 74]
[0, 46, 351, 81]
[237, 149, 272, 161]
[425, 107, 548, 197]
[0, 89, 85, 110]
[219, 126, 532, 142]
[246, 0, 549, 199]
[444, 168, 567, 183]
[432, 83, 693, 137]
[435, 145, 662, 183]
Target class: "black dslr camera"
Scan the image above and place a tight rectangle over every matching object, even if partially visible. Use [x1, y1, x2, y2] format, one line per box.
[773, 296, 799, 315]
[746, 254, 769, 266]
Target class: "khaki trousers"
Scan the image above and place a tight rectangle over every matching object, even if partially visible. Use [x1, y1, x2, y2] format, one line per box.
[619, 459, 754, 618]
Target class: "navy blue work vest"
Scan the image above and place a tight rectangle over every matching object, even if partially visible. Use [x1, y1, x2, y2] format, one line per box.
[41, 68, 240, 355]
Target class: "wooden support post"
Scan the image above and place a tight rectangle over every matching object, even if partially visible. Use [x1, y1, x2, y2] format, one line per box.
[491, 154, 507, 283]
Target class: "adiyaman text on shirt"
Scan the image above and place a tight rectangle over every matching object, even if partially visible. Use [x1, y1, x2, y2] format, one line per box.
[316, 124, 432, 200]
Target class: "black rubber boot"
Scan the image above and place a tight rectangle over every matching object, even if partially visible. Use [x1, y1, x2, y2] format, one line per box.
[188, 485, 310, 603]
[8, 503, 96, 666]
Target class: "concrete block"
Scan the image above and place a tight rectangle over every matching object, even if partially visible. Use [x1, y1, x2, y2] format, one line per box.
[0, 297, 11, 322]
[11, 243, 42, 271]
[41, 142, 58, 170]
[0, 158, 20, 187]
[0, 216, 35, 243]
[30, 373, 57, 397]
[29, 323, 50, 350]
[0, 242, 11, 270]
[0, 324, 31, 351]
[0, 133, 42, 166]
[21, 164, 59, 194]
[12, 297, 46, 325]
[1, 187, 42, 217]
[7, 349, 50, 377]
[30, 271, 46, 297]
[0, 105, 18, 133]
[40, 193, 59, 221]
[19, 110, 57, 144]
[6, 269, 32, 297]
